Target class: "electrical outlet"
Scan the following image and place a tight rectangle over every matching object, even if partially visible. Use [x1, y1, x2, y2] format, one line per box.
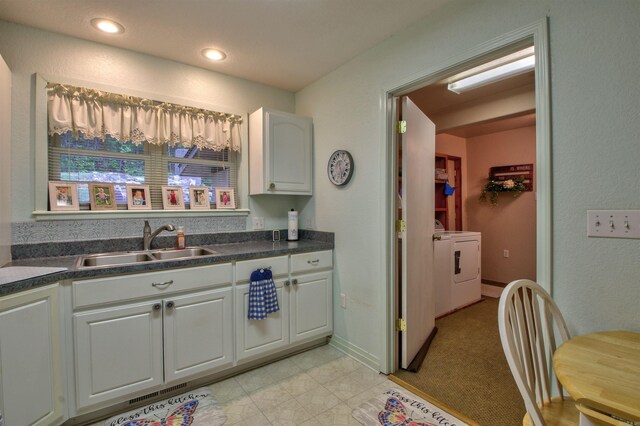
[503, 250, 509, 258]
[340, 293, 347, 309]
[252, 216, 265, 230]
[304, 217, 315, 230]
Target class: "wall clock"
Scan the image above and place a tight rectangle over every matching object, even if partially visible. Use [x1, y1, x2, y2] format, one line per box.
[327, 150, 354, 186]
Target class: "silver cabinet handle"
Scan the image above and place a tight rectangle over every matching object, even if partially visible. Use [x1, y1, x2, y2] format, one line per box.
[292, 279, 298, 285]
[307, 259, 320, 265]
[284, 280, 290, 287]
[152, 303, 161, 311]
[152, 280, 174, 287]
[166, 301, 175, 309]
[269, 183, 276, 190]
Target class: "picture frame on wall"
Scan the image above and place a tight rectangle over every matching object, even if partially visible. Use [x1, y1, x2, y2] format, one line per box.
[215, 188, 235, 209]
[126, 184, 152, 210]
[48, 181, 79, 211]
[161, 186, 185, 210]
[89, 183, 117, 210]
[189, 186, 211, 210]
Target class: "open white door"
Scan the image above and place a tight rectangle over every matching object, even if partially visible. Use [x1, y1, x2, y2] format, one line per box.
[0, 55, 11, 266]
[400, 96, 436, 370]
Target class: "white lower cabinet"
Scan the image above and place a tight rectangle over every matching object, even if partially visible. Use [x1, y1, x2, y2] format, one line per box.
[235, 279, 290, 361]
[72, 264, 233, 411]
[164, 287, 233, 382]
[236, 251, 333, 362]
[235, 255, 290, 362]
[68, 251, 332, 418]
[290, 270, 333, 343]
[0, 284, 65, 426]
[74, 301, 164, 409]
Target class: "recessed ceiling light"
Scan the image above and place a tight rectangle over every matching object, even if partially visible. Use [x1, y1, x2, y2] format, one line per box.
[91, 18, 125, 34]
[202, 48, 227, 62]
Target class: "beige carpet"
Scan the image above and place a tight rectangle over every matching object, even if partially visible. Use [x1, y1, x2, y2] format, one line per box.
[392, 297, 527, 426]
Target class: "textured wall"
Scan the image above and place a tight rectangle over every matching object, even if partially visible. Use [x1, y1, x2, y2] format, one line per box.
[296, 0, 640, 370]
[466, 126, 537, 284]
[0, 20, 298, 239]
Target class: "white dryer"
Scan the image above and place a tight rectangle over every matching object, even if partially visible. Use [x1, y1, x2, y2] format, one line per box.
[434, 229, 482, 317]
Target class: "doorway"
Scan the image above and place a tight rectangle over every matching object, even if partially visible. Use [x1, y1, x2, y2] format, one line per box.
[384, 20, 551, 376]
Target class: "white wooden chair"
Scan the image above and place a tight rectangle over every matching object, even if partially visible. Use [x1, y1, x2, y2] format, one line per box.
[498, 279, 579, 426]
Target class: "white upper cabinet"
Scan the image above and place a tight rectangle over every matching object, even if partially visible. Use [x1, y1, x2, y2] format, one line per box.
[249, 107, 313, 195]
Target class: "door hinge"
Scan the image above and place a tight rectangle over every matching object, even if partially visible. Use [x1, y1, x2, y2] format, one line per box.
[396, 318, 406, 332]
[397, 120, 407, 134]
[396, 220, 406, 232]
[433, 233, 442, 241]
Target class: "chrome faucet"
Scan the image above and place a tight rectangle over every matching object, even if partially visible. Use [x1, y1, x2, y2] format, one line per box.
[143, 220, 176, 250]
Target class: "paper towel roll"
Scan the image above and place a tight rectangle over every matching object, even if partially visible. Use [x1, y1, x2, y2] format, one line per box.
[288, 209, 298, 241]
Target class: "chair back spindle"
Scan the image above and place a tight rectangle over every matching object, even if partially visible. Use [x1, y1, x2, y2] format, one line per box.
[498, 279, 571, 426]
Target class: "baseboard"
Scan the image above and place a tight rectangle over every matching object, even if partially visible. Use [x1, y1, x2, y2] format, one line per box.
[329, 334, 381, 371]
[481, 279, 507, 287]
[481, 284, 503, 298]
[406, 326, 437, 372]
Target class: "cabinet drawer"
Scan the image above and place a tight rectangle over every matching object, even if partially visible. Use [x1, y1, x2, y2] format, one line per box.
[73, 264, 232, 309]
[290, 250, 333, 274]
[236, 256, 288, 282]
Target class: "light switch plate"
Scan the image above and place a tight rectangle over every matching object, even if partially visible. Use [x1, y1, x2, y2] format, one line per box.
[587, 210, 640, 239]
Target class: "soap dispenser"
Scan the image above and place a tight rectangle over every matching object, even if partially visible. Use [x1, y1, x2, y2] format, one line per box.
[176, 226, 186, 249]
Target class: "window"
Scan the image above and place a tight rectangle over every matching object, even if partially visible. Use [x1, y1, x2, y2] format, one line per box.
[48, 132, 237, 209]
[45, 82, 242, 211]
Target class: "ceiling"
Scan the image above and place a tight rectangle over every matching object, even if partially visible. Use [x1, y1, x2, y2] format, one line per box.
[0, 0, 535, 135]
[443, 112, 536, 138]
[409, 73, 534, 117]
[408, 70, 536, 137]
[0, 0, 454, 92]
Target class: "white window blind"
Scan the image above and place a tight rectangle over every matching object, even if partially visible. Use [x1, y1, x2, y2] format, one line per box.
[48, 133, 237, 209]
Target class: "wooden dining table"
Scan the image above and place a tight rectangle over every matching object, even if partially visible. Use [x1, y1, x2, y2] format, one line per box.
[553, 330, 640, 425]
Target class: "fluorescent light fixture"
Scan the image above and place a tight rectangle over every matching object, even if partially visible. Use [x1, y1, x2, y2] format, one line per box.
[91, 18, 125, 34]
[448, 54, 535, 94]
[201, 48, 227, 61]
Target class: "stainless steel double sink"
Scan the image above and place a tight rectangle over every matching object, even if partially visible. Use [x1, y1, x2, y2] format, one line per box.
[76, 247, 217, 268]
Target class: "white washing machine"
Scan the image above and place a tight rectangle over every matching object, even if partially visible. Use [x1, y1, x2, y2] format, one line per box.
[434, 225, 482, 317]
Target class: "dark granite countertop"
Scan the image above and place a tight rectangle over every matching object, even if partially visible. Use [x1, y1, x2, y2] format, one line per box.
[1, 230, 334, 296]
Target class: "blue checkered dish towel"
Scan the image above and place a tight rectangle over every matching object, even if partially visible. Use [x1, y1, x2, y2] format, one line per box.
[248, 268, 280, 320]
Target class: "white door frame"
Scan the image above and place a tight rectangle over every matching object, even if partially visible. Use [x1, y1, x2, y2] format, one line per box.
[379, 19, 551, 374]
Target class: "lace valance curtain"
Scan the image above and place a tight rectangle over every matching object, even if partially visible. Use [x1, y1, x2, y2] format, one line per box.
[47, 83, 242, 151]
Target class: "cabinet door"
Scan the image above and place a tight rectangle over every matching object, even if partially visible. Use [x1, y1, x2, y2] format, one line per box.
[267, 110, 313, 194]
[164, 287, 233, 383]
[0, 285, 65, 426]
[74, 301, 163, 410]
[250, 108, 313, 195]
[290, 271, 333, 343]
[235, 279, 289, 362]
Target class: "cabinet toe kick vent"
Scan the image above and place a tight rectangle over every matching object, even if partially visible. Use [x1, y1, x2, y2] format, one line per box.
[128, 382, 188, 405]
[129, 391, 159, 405]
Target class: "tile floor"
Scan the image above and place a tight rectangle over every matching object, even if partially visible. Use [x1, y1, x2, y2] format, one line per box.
[90, 345, 405, 426]
[208, 345, 396, 425]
